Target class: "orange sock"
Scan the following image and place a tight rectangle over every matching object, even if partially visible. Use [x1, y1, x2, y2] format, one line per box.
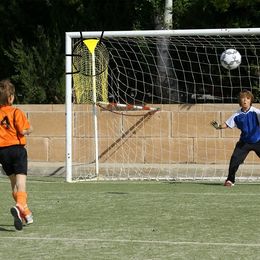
[12, 192, 17, 202]
[23, 205, 31, 216]
[16, 191, 31, 216]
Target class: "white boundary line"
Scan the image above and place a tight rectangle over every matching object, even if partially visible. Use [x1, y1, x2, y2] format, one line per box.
[0, 236, 260, 247]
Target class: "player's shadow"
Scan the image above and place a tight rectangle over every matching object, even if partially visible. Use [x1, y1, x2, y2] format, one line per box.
[106, 191, 128, 195]
[197, 182, 224, 186]
[163, 181, 223, 186]
[0, 225, 15, 232]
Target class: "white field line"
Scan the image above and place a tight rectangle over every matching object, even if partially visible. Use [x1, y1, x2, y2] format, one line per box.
[0, 236, 260, 247]
[1, 190, 260, 196]
[20, 191, 260, 196]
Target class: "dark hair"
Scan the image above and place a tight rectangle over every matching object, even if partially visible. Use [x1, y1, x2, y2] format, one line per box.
[0, 79, 15, 105]
[238, 89, 254, 106]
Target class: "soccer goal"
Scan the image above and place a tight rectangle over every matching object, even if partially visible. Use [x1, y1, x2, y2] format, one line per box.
[65, 28, 260, 182]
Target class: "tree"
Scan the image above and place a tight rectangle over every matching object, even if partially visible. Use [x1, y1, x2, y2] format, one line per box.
[0, 0, 259, 103]
[5, 26, 65, 103]
[172, 0, 260, 29]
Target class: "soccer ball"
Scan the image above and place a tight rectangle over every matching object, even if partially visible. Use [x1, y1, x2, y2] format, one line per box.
[220, 49, 241, 70]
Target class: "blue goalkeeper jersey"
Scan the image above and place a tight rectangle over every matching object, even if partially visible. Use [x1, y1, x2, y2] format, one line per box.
[225, 106, 260, 143]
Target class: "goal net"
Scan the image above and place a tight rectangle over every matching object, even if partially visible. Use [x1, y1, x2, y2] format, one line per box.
[65, 28, 260, 182]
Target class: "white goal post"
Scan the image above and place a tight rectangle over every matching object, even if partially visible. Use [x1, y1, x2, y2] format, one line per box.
[65, 28, 260, 182]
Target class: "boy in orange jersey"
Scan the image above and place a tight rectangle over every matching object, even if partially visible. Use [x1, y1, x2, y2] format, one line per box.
[0, 79, 33, 230]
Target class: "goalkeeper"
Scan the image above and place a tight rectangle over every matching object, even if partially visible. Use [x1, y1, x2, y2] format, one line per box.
[211, 89, 260, 187]
[0, 79, 33, 230]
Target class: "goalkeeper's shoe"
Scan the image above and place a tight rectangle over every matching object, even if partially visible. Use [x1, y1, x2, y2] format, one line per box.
[224, 180, 234, 187]
[10, 206, 23, 231]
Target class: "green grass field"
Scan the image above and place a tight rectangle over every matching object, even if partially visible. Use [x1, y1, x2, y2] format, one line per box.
[0, 177, 260, 259]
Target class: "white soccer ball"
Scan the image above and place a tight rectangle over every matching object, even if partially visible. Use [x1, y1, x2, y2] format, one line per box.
[220, 49, 241, 70]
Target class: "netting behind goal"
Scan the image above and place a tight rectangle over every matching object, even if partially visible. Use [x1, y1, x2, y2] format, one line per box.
[65, 28, 260, 182]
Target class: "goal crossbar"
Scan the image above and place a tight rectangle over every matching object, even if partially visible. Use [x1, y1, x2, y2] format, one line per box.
[66, 28, 260, 38]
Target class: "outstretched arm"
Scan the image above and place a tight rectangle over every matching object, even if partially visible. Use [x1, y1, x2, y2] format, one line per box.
[211, 121, 228, 130]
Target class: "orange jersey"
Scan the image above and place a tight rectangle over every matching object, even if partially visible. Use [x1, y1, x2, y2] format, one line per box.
[0, 105, 30, 147]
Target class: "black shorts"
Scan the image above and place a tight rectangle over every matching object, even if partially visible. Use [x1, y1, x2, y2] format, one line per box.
[0, 145, 27, 176]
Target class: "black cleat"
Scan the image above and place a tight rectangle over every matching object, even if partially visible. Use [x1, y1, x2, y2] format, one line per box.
[10, 206, 23, 231]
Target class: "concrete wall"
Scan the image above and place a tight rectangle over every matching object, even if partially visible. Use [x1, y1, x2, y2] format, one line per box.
[20, 104, 260, 165]
[20, 104, 66, 163]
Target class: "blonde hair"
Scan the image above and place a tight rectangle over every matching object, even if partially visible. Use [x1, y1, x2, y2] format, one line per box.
[0, 79, 15, 105]
[238, 89, 254, 106]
